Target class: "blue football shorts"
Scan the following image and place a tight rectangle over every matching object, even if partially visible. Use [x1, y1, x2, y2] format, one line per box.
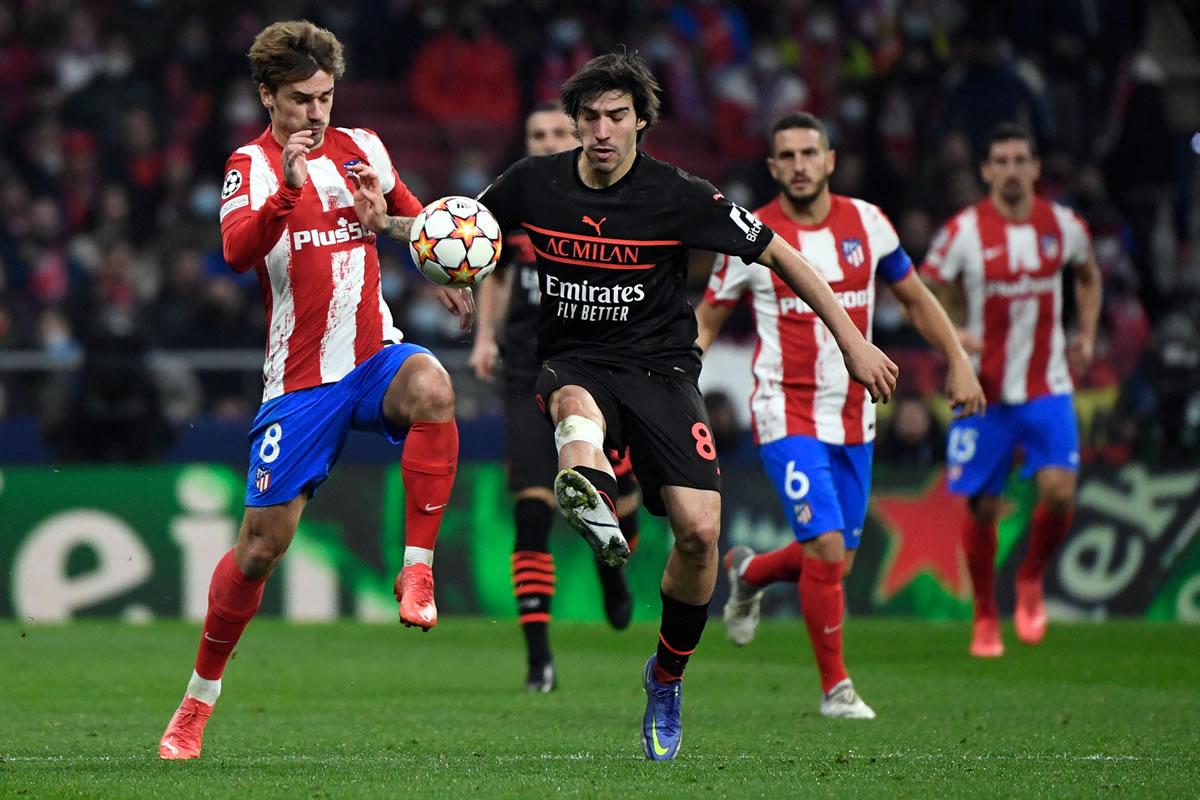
[758, 434, 874, 550]
[243, 343, 433, 506]
[946, 393, 1080, 498]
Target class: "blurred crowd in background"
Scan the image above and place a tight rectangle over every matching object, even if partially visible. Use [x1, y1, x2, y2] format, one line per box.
[0, 0, 1198, 465]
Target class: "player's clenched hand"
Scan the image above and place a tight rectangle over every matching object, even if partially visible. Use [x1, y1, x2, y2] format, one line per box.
[282, 131, 314, 189]
[1067, 333, 1095, 376]
[844, 340, 899, 403]
[347, 164, 387, 233]
[946, 358, 986, 419]
[469, 334, 498, 382]
[435, 286, 475, 332]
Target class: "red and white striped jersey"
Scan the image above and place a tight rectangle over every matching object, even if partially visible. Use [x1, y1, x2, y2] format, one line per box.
[219, 125, 423, 402]
[705, 195, 913, 446]
[921, 197, 1091, 404]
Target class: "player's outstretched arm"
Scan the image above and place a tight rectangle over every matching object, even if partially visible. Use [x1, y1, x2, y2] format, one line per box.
[758, 236, 898, 402]
[695, 300, 734, 356]
[758, 235, 902, 402]
[348, 163, 414, 242]
[1069, 255, 1102, 375]
[890, 272, 985, 418]
[469, 268, 511, 381]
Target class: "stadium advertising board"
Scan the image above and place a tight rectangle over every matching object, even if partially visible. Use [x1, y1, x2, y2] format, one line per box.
[2, 462, 1197, 622]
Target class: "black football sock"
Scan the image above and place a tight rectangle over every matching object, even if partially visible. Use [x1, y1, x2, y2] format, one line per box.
[655, 590, 709, 680]
[618, 506, 640, 553]
[513, 498, 555, 667]
[572, 466, 618, 517]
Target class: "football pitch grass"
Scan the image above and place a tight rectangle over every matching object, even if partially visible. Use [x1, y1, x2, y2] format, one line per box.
[2, 619, 1196, 798]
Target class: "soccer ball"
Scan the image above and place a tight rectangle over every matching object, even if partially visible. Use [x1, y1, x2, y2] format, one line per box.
[408, 196, 502, 287]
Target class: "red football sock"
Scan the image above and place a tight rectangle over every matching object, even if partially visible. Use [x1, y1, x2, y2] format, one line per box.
[1017, 504, 1074, 583]
[962, 516, 999, 619]
[194, 550, 267, 681]
[401, 420, 459, 551]
[742, 541, 806, 588]
[798, 557, 848, 693]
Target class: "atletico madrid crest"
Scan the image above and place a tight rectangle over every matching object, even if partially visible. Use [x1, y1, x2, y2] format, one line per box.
[1040, 234, 1060, 260]
[793, 501, 813, 525]
[255, 466, 272, 494]
[841, 238, 865, 268]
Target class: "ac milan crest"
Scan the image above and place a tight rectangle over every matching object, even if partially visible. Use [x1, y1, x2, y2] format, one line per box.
[255, 466, 272, 493]
[841, 238, 865, 267]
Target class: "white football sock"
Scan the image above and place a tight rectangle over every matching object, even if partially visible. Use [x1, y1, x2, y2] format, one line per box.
[404, 546, 434, 567]
[186, 670, 221, 705]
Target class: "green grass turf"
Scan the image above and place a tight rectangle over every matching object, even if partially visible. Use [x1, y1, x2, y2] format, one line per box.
[1, 618, 1196, 798]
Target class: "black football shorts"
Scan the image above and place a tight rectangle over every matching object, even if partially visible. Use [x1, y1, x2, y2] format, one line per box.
[502, 370, 639, 499]
[535, 357, 719, 516]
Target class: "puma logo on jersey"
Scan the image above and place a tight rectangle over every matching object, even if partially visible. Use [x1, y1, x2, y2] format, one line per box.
[581, 215, 606, 236]
[292, 218, 367, 250]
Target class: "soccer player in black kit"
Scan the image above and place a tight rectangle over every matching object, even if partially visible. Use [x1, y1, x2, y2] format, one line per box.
[357, 50, 898, 761]
[471, 101, 642, 693]
[478, 51, 897, 760]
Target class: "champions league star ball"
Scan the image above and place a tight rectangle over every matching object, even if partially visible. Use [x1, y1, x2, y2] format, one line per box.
[408, 196, 502, 287]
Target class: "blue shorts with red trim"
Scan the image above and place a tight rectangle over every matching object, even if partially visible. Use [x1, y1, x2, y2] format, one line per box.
[244, 343, 432, 506]
[946, 393, 1079, 498]
[758, 434, 873, 550]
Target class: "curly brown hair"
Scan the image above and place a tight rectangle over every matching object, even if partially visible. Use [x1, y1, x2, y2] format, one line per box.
[248, 20, 345, 92]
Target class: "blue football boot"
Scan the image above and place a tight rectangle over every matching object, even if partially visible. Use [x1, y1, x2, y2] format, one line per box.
[641, 656, 682, 760]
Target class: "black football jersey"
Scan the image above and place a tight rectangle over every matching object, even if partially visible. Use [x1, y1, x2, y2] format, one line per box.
[496, 229, 542, 380]
[478, 148, 773, 373]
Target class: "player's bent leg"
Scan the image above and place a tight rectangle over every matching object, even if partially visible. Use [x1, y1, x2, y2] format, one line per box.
[1015, 468, 1077, 645]
[640, 487, 719, 761]
[548, 386, 628, 566]
[513, 487, 558, 692]
[161, 500, 304, 760]
[964, 495, 1004, 658]
[383, 354, 458, 631]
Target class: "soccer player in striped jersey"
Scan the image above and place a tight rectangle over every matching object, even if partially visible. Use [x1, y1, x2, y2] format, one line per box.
[469, 102, 642, 693]
[921, 123, 1101, 658]
[158, 20, 472, 760]
[696, 113, 984, 717]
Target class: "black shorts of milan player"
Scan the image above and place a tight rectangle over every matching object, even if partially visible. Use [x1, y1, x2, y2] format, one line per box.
[469, 102, 643, 693]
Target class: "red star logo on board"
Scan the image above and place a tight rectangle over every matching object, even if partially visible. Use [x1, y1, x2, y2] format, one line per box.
[873, 471, 971, 600]
[448, 263, 478, 285]
[412, 230, 437, 262]
[449, 215, 479, 248]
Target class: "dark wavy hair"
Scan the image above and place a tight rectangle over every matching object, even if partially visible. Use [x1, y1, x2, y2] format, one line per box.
[561, 49, 661, 141]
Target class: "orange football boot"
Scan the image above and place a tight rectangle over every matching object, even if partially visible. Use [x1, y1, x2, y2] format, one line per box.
[1014, 577, 1048, 645]
[159, 696, 213, 759]
[969, 616, 1004, 658]
[395, 563, 438, 630]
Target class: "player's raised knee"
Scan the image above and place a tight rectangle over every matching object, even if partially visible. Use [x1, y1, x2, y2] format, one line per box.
[394, 357, 456, 422]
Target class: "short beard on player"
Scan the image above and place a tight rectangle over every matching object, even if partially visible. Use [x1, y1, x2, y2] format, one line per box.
[996, 180, 1030, 209]
[781, 174, 828, 209]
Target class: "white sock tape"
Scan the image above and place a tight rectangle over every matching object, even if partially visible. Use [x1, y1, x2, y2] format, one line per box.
[554, 415, 605, 452]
